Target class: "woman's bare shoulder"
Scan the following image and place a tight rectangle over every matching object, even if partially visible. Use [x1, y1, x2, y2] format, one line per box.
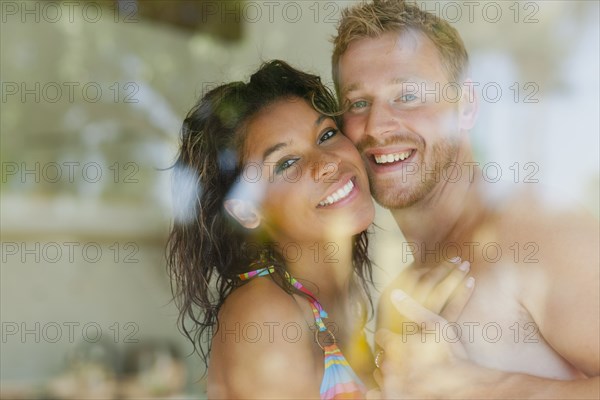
[219, 277, 308, 326]
[208, 277, 321, 399]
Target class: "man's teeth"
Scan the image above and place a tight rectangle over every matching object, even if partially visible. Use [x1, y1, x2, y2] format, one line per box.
[319, 180, 354, 207]
[374, 151, 412, 164]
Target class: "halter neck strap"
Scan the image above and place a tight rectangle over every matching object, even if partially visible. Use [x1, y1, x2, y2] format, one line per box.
[237, 266, 329, 331]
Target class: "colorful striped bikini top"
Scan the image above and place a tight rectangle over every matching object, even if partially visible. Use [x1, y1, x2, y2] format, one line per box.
[238, 266, 367, 400]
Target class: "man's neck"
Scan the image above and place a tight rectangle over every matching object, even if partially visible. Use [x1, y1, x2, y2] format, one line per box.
[391, 154, 487, 265]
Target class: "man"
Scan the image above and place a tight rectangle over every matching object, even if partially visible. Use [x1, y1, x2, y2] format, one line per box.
[332, 0, 599, 398]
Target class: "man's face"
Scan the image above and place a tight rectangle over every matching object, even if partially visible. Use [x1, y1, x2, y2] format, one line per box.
[337, 30, 473, 209]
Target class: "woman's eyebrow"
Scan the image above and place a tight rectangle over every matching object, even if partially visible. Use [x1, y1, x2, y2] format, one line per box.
[315, 114, 329, 127]
[261, 114, 331, 162]
[262, 142, 288, 162]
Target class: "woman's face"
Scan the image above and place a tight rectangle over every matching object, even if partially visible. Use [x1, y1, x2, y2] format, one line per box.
[237, 97, 374, 245]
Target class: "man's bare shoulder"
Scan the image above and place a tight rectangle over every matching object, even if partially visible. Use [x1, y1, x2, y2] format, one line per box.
[477, 185, 599, 373]
[483, 185, 598, 258]
[475, 184, 598, 310]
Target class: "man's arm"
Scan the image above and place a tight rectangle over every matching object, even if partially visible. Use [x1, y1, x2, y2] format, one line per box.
[519, 212, 600, 377]
[474, 370, 600, 399]
[376, 284, 600, 400]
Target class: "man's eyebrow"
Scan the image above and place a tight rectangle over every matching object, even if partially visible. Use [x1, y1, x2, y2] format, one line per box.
[342, 77, 424, 96]
[261, 115, 330, 162]
[391, 77, 426, 85]
[341, 82, 361, 96]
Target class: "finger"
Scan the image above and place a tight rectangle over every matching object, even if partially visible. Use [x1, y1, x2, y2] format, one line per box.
[440, 276, 475, 322]
[394, 263, 422, 290]
[390, 289, 447, 331]
[374, 328, 396, 349]
[412, 257, 462, 303]
[373, 368, 383, 388]
[374, 328, 409, 361]
[386, 293, 471, 362]
[376, 287, 415, 334]
[423, 261, 471, 313]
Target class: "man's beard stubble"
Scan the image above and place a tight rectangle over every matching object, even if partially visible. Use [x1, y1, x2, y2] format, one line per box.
[366, 138, 461, 210]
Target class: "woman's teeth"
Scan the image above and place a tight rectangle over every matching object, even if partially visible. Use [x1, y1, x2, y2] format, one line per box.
[374, 150, 412, 164]
[319, 180, 354, 207]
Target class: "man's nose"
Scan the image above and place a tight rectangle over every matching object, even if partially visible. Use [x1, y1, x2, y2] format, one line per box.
[364, 101, 398, 139]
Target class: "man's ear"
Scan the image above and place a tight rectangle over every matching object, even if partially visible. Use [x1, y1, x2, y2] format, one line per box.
[459, 79, 479, 130]
[224, 199, 261, 230]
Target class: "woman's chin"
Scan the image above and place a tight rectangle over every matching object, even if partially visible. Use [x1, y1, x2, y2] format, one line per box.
[322, 206, 375, 238]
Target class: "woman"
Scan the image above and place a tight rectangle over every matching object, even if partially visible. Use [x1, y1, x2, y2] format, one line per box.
[167, 60, 377, 399]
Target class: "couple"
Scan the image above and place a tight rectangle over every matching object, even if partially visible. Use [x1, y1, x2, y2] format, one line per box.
[168, 1, 599, 399]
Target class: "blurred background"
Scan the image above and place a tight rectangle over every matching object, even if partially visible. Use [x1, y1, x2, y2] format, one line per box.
[1, 0, 598, 398]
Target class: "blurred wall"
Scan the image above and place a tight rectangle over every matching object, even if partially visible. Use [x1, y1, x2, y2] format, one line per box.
[1, 0, 598, 397]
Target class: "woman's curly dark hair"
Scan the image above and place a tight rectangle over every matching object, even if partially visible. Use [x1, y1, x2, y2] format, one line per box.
[166, 60, 373, 368]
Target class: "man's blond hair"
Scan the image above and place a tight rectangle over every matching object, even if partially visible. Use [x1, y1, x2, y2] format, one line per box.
[332, 0, 469, 95]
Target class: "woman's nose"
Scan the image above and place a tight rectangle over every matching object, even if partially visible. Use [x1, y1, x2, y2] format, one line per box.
[311, 153, 341, 182]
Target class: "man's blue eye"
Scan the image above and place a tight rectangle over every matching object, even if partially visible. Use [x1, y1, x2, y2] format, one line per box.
[351, 100, 368, 109]
[400, 94, 417, 102]
[318, 129, 338, 144]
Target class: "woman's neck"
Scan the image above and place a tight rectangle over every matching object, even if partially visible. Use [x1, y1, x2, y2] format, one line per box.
[278, 237, 357, 317]
[277, 236, 372, 380]
[284, 238, 353, 288]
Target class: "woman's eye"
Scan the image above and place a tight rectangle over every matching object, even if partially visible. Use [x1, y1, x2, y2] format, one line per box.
[275, 158, 298, 174]
[318, 129, 338, 144]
